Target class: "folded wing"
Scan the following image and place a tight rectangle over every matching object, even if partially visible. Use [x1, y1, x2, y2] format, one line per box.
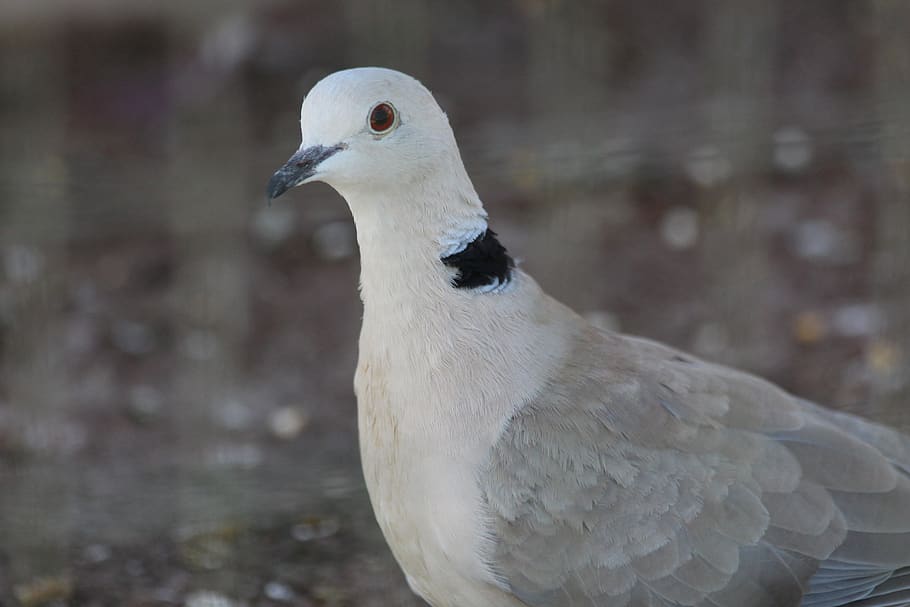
[478, 328, 910, 607]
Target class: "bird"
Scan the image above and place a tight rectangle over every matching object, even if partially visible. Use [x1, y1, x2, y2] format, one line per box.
[267, 67, 910, 607]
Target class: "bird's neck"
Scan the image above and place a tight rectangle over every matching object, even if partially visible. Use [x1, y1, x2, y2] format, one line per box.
[337, 172, 583, 443]
[335, 167, 499, 308]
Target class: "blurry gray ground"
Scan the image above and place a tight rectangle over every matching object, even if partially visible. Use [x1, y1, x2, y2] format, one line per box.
[1, 1, 909, 606]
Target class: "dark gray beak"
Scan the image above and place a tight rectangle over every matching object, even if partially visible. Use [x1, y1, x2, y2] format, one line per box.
[266, 143, 345, 201]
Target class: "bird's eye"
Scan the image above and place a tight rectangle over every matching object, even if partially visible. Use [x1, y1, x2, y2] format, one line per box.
[369, 102, 397, 134]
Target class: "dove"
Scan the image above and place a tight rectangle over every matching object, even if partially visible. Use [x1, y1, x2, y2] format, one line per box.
[267, 67, 910, 607]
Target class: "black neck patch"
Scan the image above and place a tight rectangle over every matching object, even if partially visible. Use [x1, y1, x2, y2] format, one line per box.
[441, 229, 514, 290]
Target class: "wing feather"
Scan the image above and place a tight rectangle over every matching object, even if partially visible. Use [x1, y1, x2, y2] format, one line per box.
[479, 327, 910, 607]
[764, 482, 834, 535]
[829, 475, 910, 533]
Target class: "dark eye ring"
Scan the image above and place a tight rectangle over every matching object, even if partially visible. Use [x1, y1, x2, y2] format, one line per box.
[369, 102, 397, 134]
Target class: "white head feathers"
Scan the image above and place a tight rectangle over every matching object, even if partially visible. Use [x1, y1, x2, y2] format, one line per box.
[268, 67, 498, 292]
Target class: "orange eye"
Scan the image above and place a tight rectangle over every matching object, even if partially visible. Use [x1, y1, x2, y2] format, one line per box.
[369, 102, 396, 134]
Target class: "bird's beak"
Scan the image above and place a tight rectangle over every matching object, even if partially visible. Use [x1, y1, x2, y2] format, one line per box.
[266, 143, 346, 201]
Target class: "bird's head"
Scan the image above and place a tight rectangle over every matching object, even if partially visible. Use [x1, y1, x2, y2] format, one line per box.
[267, 67, 466, 200]
[267, 67, 505, 294]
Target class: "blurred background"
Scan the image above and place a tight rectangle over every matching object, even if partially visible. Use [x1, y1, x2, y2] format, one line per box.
[1, 1, 909, 605]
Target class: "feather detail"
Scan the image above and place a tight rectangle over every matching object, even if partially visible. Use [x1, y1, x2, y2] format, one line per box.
[441, 229, 514, 290]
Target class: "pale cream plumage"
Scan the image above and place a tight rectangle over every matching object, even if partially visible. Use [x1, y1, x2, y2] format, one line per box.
[268, 67, 910, 607]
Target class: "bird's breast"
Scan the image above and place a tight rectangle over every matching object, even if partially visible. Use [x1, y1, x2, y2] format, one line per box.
[355, 354, 437, 583]
[354, 353, 513, 607]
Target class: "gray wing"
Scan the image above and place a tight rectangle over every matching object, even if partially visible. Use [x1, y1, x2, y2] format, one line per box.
[478, 327, 910, 607]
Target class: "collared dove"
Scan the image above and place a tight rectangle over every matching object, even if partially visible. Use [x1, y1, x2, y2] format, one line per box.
[267, 67, 910, 607]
